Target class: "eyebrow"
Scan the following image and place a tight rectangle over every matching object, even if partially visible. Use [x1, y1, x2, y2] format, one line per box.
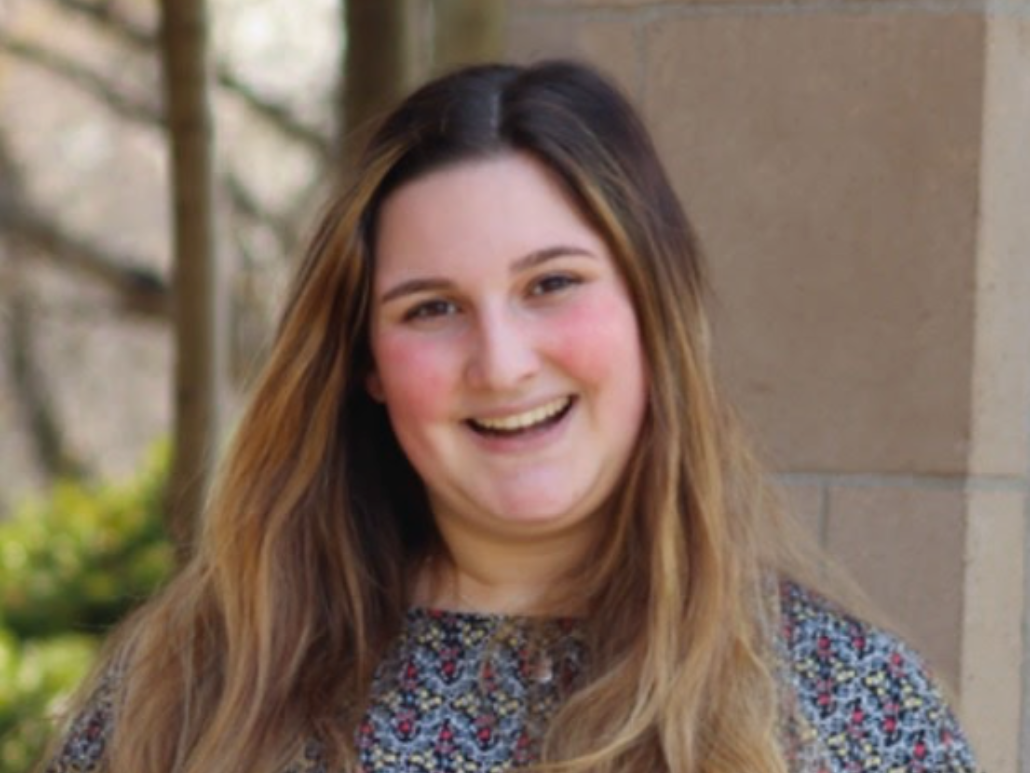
[378, 244, 596, 304]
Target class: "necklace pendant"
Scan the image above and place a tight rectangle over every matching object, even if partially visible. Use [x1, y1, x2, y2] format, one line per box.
[534, 655, 554, 685]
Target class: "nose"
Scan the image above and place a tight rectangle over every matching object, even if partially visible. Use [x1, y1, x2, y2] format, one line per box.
[465, 306, 540, 392]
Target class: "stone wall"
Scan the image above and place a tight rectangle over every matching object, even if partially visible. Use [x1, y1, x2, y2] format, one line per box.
[507, 2, 1030, 771]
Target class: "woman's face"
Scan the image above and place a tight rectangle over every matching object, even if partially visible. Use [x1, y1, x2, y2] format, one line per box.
[368, 152, 648, 546]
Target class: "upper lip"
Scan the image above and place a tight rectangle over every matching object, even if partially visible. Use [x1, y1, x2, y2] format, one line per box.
[465, 395, 574, 423]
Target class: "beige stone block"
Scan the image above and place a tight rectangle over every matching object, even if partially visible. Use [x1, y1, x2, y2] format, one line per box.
[778, 481, 824, 544]
[970, 16, 1030, 477]
[644, 14, 985, 475]
[825, 485, 966, 684]
[506, 13, 639, 96]
[512, 0, 992, 12]
[512, 0, 656, 9]
[960, 489, 1025, 773]
[513, 0, 807, 8]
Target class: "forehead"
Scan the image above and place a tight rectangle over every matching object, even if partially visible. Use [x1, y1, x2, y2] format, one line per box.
[372, 152, 609, 284]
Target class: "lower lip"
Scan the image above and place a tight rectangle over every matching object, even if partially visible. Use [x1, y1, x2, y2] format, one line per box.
[465, 399, 576, 453]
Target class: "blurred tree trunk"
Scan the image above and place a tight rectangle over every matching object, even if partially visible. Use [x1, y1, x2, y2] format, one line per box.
[340, 0, 416, 164]
[338, 0, 505, 162]
[159, 0, 226, 563]
[430, 0, 504, 76]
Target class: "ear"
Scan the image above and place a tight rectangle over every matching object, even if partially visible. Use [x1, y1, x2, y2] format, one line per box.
[366, 369, 386, 403]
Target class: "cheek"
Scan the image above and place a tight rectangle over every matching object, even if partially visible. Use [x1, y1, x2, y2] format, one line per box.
[547, 291, 646, 389]
[372, 334, 457, 427]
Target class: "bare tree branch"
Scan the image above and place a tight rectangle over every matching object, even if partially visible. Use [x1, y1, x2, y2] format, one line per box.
[215, 66, 331, 158]
[224, 171, 297, 251]
[43, 0, 332, 157]
[2, 202, 171, 318]
[0, 140, 93, 484]
[46, 0, 152, 48]
[0, 124, 169, 317]
[4, 279, 93, 482]
[0, 33, 308, 257]
[0, 31, 162, 124]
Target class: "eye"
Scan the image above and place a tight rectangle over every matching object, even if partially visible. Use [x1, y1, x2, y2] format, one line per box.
[529, 273, 581, 297]
[402, 298, 460, 322]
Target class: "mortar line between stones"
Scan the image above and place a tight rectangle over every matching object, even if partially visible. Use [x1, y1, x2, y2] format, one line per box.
[773, 474, 833, 545]
[1021, 456, 1030, 773]
[818, 480, 831, 547]
[631, 14, 646, 106]
[776, 471, 1030, 492]
[518, 0, 1030, 22]
[1021, 371, 1030, 773]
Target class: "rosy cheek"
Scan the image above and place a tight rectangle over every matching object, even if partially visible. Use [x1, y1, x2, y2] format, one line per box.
[372, 332, 457, 420]
[545, 290, 644, 383]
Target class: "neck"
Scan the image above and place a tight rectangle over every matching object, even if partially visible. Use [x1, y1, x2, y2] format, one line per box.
[415, 522, 595, 617]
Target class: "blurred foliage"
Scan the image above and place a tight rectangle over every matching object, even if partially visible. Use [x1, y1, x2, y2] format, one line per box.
[0, 446, 173, 639]
[0, 447, 173, 773]
[0, 633, 98, 773]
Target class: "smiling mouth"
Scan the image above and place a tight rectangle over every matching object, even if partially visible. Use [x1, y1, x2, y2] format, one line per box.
[466, 396, 575, 437]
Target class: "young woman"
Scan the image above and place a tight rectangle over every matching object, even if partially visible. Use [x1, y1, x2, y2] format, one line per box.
[42, 61, 979, 773]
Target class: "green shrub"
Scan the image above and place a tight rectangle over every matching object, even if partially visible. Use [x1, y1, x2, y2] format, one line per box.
[0, 446, 174, 772]
[0, 447, 174, 639]
[0, 632, 98, 773]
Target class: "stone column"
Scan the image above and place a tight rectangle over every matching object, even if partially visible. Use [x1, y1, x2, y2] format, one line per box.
[508, 3, 1029, 771]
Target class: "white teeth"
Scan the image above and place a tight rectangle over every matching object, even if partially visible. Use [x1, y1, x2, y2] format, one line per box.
[471, 397, 571, 433]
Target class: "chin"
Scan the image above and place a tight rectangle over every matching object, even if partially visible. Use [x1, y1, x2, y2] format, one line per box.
[485, 501, 596, 532]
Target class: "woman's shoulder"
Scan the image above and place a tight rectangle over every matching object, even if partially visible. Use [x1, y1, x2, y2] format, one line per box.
[38, 664, 120, 773]
[779, 580, 980, 772]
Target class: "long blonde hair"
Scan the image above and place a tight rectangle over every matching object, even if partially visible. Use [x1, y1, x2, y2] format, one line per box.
[48, 61, 848, 773]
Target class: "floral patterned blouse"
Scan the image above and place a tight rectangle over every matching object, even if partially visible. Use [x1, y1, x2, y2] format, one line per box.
[44, 583, 979, 773]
